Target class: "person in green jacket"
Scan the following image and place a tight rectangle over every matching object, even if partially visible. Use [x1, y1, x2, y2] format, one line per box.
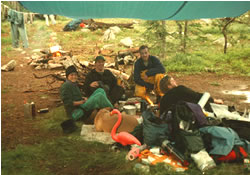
[60, 65, 114, 121]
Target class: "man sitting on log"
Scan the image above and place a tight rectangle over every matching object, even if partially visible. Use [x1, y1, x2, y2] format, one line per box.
[134, 45, 166, 103]
[84, 56, 125, 105]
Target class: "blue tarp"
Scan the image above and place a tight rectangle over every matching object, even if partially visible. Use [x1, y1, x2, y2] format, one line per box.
[19, 1, 250, 20]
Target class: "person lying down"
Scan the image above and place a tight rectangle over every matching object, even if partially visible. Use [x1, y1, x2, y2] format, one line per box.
[159, 75, 224, 115]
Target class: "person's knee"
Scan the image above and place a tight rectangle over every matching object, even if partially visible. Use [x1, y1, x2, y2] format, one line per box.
[134, 86, 146, 98]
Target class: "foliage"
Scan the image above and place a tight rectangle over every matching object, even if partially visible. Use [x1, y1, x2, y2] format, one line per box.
[142, 20, 168, 59]
[163, 48, 250, 75]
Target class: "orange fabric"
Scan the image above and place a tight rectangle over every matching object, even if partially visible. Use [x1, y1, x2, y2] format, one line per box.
[134, 70, 165, 99]
[139, 149, 188, 171]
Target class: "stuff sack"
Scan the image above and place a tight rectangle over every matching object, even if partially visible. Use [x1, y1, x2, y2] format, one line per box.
[212, 146, 248, 163]
[175, 129, 205, 155]
[63, 19, 82, 31]
[168, 101, 205, 156]
[142, 110, 169, 147]
[220, 119, 250, 141]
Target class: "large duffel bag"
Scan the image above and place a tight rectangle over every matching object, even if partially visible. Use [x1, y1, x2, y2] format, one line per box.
[220, 119, 250, 141]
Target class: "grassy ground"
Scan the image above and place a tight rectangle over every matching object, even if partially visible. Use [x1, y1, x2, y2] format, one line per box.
[2, 108, 248, 175]
[1, 15, 250, 175]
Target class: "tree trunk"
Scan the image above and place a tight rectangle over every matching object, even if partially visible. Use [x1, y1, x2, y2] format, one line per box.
[161, 20, 167, 59]
[176, 21, 183, 52]
[222, 18, 235, 54]
[183, 21, 188, 53]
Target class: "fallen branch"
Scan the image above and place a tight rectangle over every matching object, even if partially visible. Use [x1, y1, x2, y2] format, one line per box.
[82, 19, 134, 31]
[33, 73, 65, 82]
[106, 68, 130, 80]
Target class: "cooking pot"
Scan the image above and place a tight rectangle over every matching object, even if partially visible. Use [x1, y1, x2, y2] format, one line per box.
[123, 105, 136, 115]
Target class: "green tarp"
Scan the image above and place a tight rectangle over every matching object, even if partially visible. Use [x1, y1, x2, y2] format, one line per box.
[19, 1, 250, 20]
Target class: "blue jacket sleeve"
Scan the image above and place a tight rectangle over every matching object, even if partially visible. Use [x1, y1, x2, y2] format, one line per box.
[146, 56, 166, 77]
[134, 60, 147, 86]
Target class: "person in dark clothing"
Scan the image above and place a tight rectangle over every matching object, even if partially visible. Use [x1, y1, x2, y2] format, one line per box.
[84, 56, 125, 105]
[60, 65, 113, 121]
[134, 45, 166, 102]
[159, 75, 223, 115]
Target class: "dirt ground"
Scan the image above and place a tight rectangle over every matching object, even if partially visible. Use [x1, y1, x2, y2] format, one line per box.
[1, 31, 250, 151]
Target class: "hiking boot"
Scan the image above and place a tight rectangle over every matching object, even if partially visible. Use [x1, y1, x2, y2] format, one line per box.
[61, 119, 78, 134]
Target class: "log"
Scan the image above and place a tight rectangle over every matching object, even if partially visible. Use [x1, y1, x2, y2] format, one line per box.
[82, 19, 134, 31]
[106, 68, 130, 80]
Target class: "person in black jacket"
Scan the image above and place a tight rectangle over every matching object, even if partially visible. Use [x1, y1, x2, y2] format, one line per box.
[159, 75, 223, 115]
[84, 56, 125, 105]
[134, 45, 166, 102]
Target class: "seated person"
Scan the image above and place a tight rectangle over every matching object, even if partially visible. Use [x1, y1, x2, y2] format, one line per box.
[159, 75, 223, 115]
[84, 56, 125, 105]
[134, 45, 166, 102]
[60, 65, 114, 121]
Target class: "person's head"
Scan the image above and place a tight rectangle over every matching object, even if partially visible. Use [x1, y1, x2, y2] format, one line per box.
[160, 75, 178, 94]
[66, 65, 78, 82]
[94, 56, 105, 72]
[139, 45, 150, 62]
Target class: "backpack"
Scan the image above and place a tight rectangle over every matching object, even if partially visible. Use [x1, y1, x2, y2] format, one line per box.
[142, 110, 169, 147]
[211, 146, 248, 163]
[168, 101, 206, 156]
[63, 19, 82, 31]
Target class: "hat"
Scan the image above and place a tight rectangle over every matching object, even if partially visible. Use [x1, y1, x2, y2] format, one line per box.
[95, 56, 106, 62]
[66, 65, 77, 78]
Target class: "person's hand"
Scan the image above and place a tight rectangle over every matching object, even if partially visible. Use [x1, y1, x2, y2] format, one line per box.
[82, 97, 88, 102]
[90, 81, 99, 88]
[145, 83, 154, 91]
[214, 99, 224, 104]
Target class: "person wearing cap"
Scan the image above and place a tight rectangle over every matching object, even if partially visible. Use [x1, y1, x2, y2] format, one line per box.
[134, 45, 166, 103]
[159, 75, 223, 115]
[60, 65, 114, 121]
[84, 55, 125, 105]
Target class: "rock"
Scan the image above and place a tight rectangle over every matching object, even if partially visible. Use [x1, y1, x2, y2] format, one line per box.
[31, 54, 40, 60]
[110, 26, 121, 34]
[48, 63, 64, 69]
[35, 65, 43, 70]
[32, 49, 42, 53]
[213, 37, 232, 47]
[120, 37, 133, 48]
[102, 29, 116, 41]
[1, 60, 17, 71]
[81, 28, 91, 32]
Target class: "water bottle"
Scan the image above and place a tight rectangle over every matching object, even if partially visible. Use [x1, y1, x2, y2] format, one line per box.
[161, 140, 186, 165]
[31, 102, 36, 119]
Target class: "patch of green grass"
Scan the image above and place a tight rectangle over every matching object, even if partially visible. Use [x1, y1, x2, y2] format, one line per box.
[1, 46, 13, 56]
[39, 106, 68, 132]
[1, 136, 136, 175]
[1, 36, 12, 45]
[210, 82, 221, 86]
[2, 135, 247, 175]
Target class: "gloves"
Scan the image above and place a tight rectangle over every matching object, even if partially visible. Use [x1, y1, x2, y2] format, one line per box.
[145, 83, 154, 91]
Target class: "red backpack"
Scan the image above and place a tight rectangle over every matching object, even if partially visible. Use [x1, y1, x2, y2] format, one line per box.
[212, 146, 248, 163]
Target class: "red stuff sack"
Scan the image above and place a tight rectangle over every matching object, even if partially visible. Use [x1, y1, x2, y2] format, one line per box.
[212, 146, 248, 163]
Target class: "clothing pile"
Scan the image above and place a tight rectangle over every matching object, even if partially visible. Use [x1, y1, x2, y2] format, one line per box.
[129, 101, 250, 172]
